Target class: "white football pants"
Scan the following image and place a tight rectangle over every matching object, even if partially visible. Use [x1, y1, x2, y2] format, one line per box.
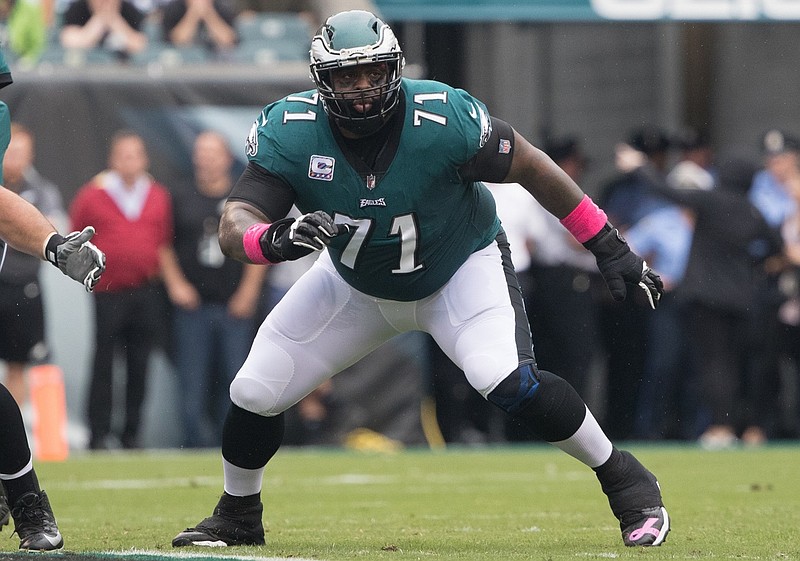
[230, 241, 520, 417]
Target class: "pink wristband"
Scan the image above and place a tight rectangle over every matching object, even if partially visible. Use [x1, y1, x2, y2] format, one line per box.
[243, 223, 272, 264]
[559, 195, 608, 243]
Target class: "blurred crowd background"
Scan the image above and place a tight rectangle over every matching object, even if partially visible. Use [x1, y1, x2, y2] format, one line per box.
[2, 0, 800, 453]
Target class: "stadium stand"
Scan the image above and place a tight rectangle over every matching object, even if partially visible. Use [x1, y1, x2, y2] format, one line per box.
[19, 10, 313, 69]
[232, 12, 313, 64]
[37, 45, 117, 67]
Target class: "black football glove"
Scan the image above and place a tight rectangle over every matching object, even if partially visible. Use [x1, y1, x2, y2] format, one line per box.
[259, 211, 347, 263]
[583, 223, 663, 309]
[45, 226, 107, 292]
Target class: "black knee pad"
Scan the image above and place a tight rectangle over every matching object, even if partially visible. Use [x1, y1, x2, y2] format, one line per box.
[222, 404, 284, 469]
[488, 365, 586, 442]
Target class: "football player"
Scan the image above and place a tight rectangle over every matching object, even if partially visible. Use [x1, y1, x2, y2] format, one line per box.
[0, 48, 106, 551]
[172, 10, 669, 548]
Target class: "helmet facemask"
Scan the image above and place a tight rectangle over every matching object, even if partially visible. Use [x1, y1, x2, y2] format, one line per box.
[310, 11, 405, 136]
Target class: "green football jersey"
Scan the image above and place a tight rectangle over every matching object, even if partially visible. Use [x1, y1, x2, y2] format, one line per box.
[0, 49, 13, 184]
[247, 78, 501, 301]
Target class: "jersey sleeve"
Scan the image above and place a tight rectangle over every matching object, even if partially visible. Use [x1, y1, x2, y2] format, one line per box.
[448, 87, 494, 166]
[245, 90, 320, 182]
[400, 80, 495, 185]
[0, 49, 12, 89]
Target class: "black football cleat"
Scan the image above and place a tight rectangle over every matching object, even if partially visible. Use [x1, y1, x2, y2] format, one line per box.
[620, 505, 669, 546]
[11, 490, 64, 551]
[173, 493, 265, 547]
[595, 450, 670, 546]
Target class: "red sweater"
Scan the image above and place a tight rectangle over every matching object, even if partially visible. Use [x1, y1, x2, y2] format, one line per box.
[70, 174, 173, 293]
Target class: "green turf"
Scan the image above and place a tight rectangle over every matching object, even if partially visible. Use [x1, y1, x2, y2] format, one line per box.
[2, 444, 798, 560]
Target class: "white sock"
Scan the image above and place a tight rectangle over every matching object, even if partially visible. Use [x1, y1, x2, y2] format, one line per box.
[551, 406, 613, 468]
[223, 459, 265, 497]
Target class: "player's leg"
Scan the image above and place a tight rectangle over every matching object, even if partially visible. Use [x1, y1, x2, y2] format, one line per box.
[0, 281, 47, 407]
[421, 234, 669, 547]
[173, 254, 400, 547]
[0, 383, 62, 550]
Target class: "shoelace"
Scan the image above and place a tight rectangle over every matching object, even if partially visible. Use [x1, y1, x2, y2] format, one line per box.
[11, 495, 57, 537]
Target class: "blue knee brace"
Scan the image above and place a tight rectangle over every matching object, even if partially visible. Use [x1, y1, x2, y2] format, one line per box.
[486, 362, 540, 415]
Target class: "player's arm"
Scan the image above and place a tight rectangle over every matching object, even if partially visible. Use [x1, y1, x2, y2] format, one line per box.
[505, 129, 587, 218]
[219, 199, 272, 263]
[220, 162, 344, 265]
[0, 185, 105, 291]
[458, 117, 584, 217]
[462, 120, 663, 308]
[0, 184, 58, 257]
[511, 128, 662, 307]
[219, 161, 293, 263]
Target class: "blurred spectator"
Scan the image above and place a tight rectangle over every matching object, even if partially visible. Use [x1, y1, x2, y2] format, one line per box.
[161, 0, 238, 55]
[0, 0, 49, 66]
[773, 171, 800, 437]
[749, 129, 799, 229]
[747, 129, 800, 441]
[667, 128, 716, 191]
[60, 0, 147, 61]
[160, 131, 265, 448]
[69, 130, 172, 450]
[625, 127, 716, 440]
[601, 125, 673, 230]
[658, 157, 782, 449]
[595, 125, 673, 439]
[0, 123, 65, 406]
[625, 203, 697, 440]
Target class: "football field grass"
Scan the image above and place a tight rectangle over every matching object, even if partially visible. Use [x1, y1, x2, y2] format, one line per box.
[1, 444, 798, 560]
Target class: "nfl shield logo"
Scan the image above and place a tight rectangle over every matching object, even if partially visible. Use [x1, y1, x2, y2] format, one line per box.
[498, 139, 511, 154]
[309, 155, 335, 181]
[366, 174, 376, 190]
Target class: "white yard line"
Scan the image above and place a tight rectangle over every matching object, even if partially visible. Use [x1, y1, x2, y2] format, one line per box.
[100, 550, 321, 561]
